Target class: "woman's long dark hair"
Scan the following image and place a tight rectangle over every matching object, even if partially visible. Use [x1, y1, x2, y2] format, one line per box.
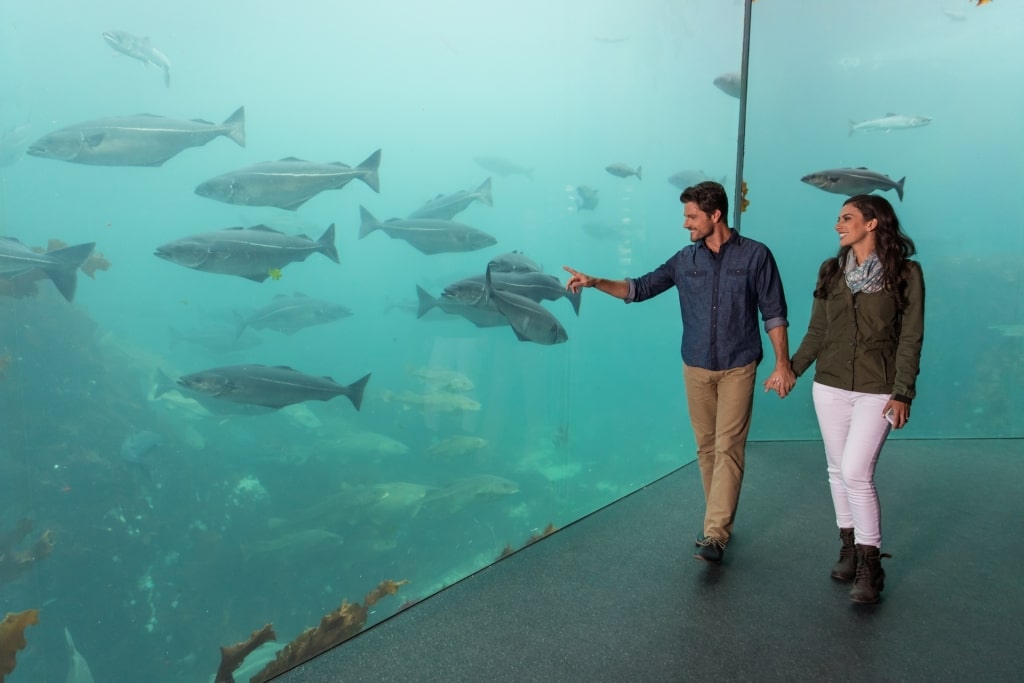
[813, 194, 917, 311]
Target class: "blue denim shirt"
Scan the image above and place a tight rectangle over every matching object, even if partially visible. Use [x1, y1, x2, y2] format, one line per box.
[626, 230, 788, 370]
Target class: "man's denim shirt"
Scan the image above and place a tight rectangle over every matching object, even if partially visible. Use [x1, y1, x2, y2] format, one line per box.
[625, 230, 788, 371]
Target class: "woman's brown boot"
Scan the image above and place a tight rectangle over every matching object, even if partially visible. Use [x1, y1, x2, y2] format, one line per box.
[849, 544, 891, 604]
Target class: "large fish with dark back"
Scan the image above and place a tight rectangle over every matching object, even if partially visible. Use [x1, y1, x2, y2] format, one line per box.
[450, 271, 581, 316]
[484, 265, 568, 345]
[800, 167, 906, 201]
[154, 224, 338, 282]
[359, 206, 497, 255]
[177, 364, 371, 411]
[27, 107, 244, 166]
[0, 237, 95, 302]
[237, 292, 352, 337]
[195, 149, 381, 211]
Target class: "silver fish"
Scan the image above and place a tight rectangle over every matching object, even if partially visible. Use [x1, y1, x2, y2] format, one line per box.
[195, 149, 380, 210]
[154, 224, 338, 282]
[0, 237, 95, 302]
[849, 113, 932, 136]
[800, 167, 906, 202]
[415, 285, 508, 328]
[575, 185, 599, 211]
[485, 265, 568, 345]
[713, 72, 741, 98]
[458, 271, 581, 316]
[27, 107, 244, 166]
[359, 206, 497, 255]
[102, 30, 171, 87]
[178, 364, 371, 411]
[473, 155, 533, 178]
[605, 162, 642, 180]
[64, 628, 96, 683]
[238, 292, 352, 336]
[488, 250, 542, 274]
[408, 177, 493, 220]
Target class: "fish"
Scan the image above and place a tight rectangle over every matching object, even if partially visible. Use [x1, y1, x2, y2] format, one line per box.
[381, 389, 482, 412]
[408, 177, 493, 220]
[487, 250, 542, 274]
[120, 430, 162, 463]
[359, 206, 497, 255]
[0, 238, 95, 302]
[417, 474, 519, 515]
[575, 185, 599, 211]
[456, 271, 581, 316]
[102, 30, 171, 87]
[154, 223, 338, 282]
[332, 430, 410, 457]
[177, 364, 371, 411]
[713, 72, 741, 98]
[667, 170, 727, 190]
[27, 107, 244, 166]
[237, 292, 352, 337]
[975, 0, 992, 6]
[0, 121, 32, 166]
[242, 528, 344, 559]
[425, 435, 489, 459]
[800, 167, 906, 201]
[168, 325, 263, 354]
[473, 155, 533, 178]
[605, 163, 642, 180]
[849, 113, 932, 136]
[485, 265, 568, 345]
[65, 628, 96, 683]
[415, 285, 509, 328]
[195, 149, 381, 210]
[408, 366, 475, 392]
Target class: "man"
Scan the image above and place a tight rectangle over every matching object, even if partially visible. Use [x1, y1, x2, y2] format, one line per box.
[564, 181, 795, 563]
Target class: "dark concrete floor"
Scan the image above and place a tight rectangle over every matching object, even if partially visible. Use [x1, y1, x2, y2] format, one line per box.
[274, 439, 1024, 682]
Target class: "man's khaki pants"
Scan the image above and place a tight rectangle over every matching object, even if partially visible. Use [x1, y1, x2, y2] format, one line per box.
[683, 361, 756, 543]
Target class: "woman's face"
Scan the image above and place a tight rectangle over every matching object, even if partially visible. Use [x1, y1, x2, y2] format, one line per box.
[835, 203, 877, 253]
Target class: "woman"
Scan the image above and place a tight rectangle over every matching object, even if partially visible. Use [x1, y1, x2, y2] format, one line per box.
[790, 194, 924, 604]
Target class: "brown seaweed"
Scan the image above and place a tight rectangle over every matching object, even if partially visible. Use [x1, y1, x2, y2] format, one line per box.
[0, 519, 55, 585]
[214, 623, 277, 683]
[0, 609, 39, 683]
[250, 579, 408, 682]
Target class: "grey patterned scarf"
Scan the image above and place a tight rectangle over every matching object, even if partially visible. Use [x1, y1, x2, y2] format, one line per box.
[844, 250, 885, 294]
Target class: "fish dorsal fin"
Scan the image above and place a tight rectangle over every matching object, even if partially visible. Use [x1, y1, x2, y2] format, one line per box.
[0, 236, 24, 244]
[330, 162, 352, 168]
[248, 225, 284, 233]
[191, 118, 215, 125]
[279, 156, 307, 162]
[273, 365, 298, 371]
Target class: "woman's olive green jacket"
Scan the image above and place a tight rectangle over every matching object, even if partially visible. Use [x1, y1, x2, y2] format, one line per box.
[791, 260, 924, 404]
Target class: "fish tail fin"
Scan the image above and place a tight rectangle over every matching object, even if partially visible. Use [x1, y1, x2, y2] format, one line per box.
[356, 148, 382, 193]
[344, 373, 372, 411]
[415, 285, 436, 318]
[317, 223, 340, 263]
[152, 368, 176, 399]
[223, 106, 246, 147]
[895, 177, 906, 202]
[636, 165, 642, 181]
[567, 289, 582, 316]
[358, 206, 379, 239]
[40, 242, 95, 302]
[477, 177, 494, 206]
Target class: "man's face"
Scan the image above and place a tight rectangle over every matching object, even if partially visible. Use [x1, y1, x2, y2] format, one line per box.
[683, 201, 717, 242]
